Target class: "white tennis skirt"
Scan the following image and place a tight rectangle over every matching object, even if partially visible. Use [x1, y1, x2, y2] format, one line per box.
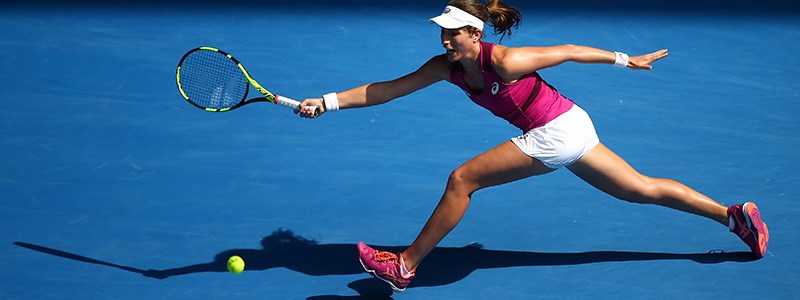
[510, 105, 600, 169]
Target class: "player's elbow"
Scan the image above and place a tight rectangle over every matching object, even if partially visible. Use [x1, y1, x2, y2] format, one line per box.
[558, 44, 583, 58]
[364, 82, 395, 105]
[560, 44, 579, 51]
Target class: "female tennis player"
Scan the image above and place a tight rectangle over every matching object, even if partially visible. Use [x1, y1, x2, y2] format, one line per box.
[297, 0, 769, 292]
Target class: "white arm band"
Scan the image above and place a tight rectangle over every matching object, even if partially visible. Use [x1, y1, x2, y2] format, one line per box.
[613, 52, 630, 68]
[322, 92, 339, 111]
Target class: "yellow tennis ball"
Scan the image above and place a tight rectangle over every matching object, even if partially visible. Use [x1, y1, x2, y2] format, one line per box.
[227, 255, 245, 274]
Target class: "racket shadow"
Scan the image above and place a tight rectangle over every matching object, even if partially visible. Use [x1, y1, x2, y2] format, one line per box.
[13, 228, 757, 298]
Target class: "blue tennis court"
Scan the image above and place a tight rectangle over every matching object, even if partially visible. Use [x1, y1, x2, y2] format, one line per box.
[2, 1, 798, 298]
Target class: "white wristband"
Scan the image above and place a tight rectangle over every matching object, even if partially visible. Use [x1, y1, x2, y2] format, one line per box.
[322, 92, 339, 111]
[613, 52, 629, 68]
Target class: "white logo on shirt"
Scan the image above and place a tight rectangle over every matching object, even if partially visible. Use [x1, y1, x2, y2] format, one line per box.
[491, 82, 499, 95]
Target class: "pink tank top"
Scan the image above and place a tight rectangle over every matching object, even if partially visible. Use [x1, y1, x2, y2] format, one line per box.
[450, 41, 574, 132]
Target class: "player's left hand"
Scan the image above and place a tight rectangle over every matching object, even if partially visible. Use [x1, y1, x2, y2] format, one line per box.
[629, 49, 668, 70]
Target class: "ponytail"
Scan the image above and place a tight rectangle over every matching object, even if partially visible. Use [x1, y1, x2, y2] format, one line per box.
[486, 0, 521, 41]
[446, 0, 522, 42]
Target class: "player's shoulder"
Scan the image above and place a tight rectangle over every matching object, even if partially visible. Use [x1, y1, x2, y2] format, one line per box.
[418, 54, 452, 79]
[491, 44, 519, 70]
[491, 44, 524, 64]
[427, 53, 452, 67]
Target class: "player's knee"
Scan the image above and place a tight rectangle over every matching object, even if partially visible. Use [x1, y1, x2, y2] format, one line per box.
[615, 177, 661, 204]
[446, 167, 479, 196]
[616, 189, 653, 204]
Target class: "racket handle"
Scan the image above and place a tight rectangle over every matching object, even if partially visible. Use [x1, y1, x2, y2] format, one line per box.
[276, 95, 319, 113]
[275, 95, 301, 109]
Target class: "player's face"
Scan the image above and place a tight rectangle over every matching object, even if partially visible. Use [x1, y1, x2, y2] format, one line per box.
[440, 27, 480, 62]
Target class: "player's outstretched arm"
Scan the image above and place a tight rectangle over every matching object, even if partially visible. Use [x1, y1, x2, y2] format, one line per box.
[495, 45, 668, 81]
[297, 55, 450, 118]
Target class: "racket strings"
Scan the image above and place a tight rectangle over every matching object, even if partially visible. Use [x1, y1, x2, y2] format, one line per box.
[179, 50, 248, 109]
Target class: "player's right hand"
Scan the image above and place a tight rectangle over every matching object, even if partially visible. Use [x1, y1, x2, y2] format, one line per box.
[296, 98, 325, 118]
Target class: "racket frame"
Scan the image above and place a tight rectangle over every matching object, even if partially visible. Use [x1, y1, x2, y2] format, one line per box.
[176, 46, 302, 112]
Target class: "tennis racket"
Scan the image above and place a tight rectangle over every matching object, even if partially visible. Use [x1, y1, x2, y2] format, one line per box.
[176, 46, 313, 112]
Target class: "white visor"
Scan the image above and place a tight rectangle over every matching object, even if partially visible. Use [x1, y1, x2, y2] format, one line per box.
[429, 5, 484, 31]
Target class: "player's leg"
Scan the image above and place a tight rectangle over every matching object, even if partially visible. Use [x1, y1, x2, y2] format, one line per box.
[357, 141, 554, 291]
[567, 143, 769, 257]
[401, 141, 556, 271]
[566, 142, 729, 224]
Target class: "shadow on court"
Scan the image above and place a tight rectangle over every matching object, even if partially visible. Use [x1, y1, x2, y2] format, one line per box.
[14, 228, 757, 299]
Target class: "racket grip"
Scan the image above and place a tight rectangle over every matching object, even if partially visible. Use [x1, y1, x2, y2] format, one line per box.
[275, 95, 301, 109]
[276, 95, 319, 113]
